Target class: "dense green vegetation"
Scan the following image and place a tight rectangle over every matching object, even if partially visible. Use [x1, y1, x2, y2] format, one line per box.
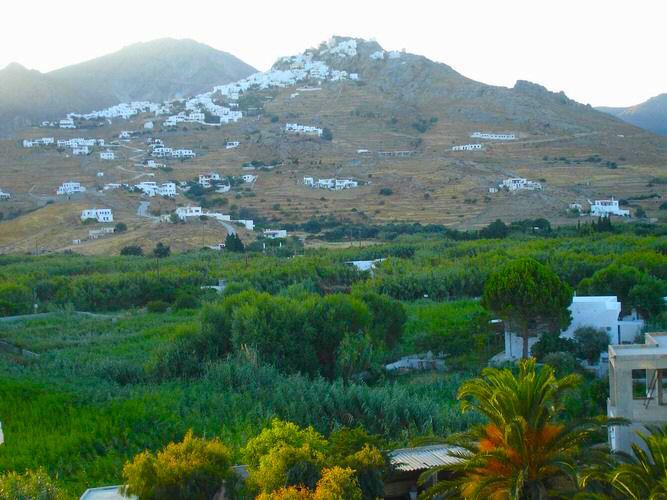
[0, 227, 665, 496]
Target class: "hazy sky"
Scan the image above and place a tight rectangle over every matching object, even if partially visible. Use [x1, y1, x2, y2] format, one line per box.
[1, 0, 664, 107]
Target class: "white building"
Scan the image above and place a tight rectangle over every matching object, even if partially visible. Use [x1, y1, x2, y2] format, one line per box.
[500, 178, 542, 191]
[225, 141, 240, 149]
[470, 132, 516, 141]
[57, 182, 86, 195]
[59, 118, 76, 129]
[172, 149, 196, 159]
[304, 177, 358, 191]
[285, 123, 323, 136]
[241, 174, 257, 183]
[590, 199, 630, 217]
[144, 121, 154, 130]
[100, 150, 115, 160]
[119, 131, 131, 140]
[0, 188, 10, 200]
[176, 206, 203, 220]
[135, 181, 176, 197]
[303, 177, 315, 187]
[334, 179, 358, 190]
[151, 147, 173, 158]
[503, 296, 645, 361]
[81, 208, 113, 223]
[72, 146, 90, 156]
[198, 173, 221, 188]
[264, 229, 287, 239]
[452, 143, 483, 152]
[607, 332, 667, 455]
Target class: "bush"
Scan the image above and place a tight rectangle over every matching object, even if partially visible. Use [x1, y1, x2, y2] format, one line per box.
[0, 468, 67, 500]
[174, 291, 199, 310]
[123, 430, 234, 500]
[542, 352, 578, 377]
[0, 282, 32, 316]
[120, 245, 143, 256]
[574, 327, 609, 364]
[321, 127, 333, 141]
[379, 188, 393, 196]
[114, 222, 128, 233]
[531, 330, 576, 361]
[146, 300, 169, 313]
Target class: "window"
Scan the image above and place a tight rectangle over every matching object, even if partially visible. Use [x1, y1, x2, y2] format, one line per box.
[660, 370, 667, 406]
[632, 369, 647, 399]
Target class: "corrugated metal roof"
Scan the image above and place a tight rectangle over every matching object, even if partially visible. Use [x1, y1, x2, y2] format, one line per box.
[389, 445, 463, 472]
[79, 486, 136, 500]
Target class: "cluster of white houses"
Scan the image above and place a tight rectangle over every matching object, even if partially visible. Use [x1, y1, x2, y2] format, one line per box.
[80, 208, 113, 223]
[452, 143, 483, 152]
[488, 178, 542, 193]
[303, 177, 358, 190]
[57, 182, 86, 195]
[470, 132, 517, 141]
[0, 187, 10, 200]
[285, 123, 323, 136]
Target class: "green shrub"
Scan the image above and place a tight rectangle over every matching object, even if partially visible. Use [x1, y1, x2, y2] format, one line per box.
[0, 468, 67, 500]
[123, 430, 234, 500]
[147, 300, 169, 313]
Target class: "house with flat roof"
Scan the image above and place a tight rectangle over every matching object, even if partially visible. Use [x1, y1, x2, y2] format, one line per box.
[81, 209, 113, 223]
[607, 332, 667, 454]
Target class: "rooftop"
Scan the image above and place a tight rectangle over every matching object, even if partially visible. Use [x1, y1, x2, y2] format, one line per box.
[610, 332, 667, 359]
[389, 445, 462, 472]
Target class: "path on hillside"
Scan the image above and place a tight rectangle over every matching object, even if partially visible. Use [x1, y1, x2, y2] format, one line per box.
[137, 201, 159, 221]
[216, 220, 236, 236]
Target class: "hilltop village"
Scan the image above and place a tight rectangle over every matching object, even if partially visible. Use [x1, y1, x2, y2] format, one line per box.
[0, 35, 662, 254]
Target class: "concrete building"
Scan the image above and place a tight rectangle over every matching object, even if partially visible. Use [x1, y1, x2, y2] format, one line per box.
[0, 188, 10, 200]
[100, 150, 115, 160]
[57, 182, 86, 195]
[176, 206, 203, 220]
[590, 198, 630, 217]
[198, 173, 221, 188]
[72, 146, 90, 156]
[285, 123, 323, 136]
[500, 178, 543, 192]
[263, 229, 287, 239]
[607, 332, 667, 454]
[81, 208, 113, 223]
[471, 132, 516, 141]
[225, 141, 240, 149]
[451, 143, 483, 152]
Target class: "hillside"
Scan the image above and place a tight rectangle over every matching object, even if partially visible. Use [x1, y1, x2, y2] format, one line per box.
[0, 36, 665, 254]
[0, 38, 256, 137]
[598, 93, 667, 136]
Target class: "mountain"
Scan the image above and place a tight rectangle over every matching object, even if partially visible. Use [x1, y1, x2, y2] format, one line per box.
[598, 94, 667, 136]
[0, 38, 256, 137]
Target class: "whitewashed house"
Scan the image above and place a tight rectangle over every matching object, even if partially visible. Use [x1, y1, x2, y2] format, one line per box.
[151, 147, 173, 158]
[198, 173, 221, 188]
[72, 146, 90, 156]
[303, 177, 315, 187]
[500, 178, 542, 191]
[285, 123, 323, 137]
[471, 132, 516, 141]
[590, 199, 630, 217]
[100, 150, 115, 160]
[176, 206, 203, 220]
[59, 118, 76, 129]
[225, 141, 240, 149]
[0, 188, 10, 200]
[241, 174, 257, 183]
[57, 182, 86, 195]
[119, 131, 131, 140]
[144, 121, 154, 130]
[135, 181, 176, 197]
[452, 143, 483, 152]
[502, 296, 644, 361]
[264, 229, 287, 239]
[172, 149, 196, 159]
[334, 179, 358, 190]
[81, 208, 113, 223]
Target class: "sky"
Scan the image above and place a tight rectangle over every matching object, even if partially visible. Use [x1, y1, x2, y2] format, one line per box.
[1, 0, 664, 107]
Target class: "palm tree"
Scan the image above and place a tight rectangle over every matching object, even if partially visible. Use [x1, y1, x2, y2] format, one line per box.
[604, 425, 667, 500]
[419, 360, 618, 499]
